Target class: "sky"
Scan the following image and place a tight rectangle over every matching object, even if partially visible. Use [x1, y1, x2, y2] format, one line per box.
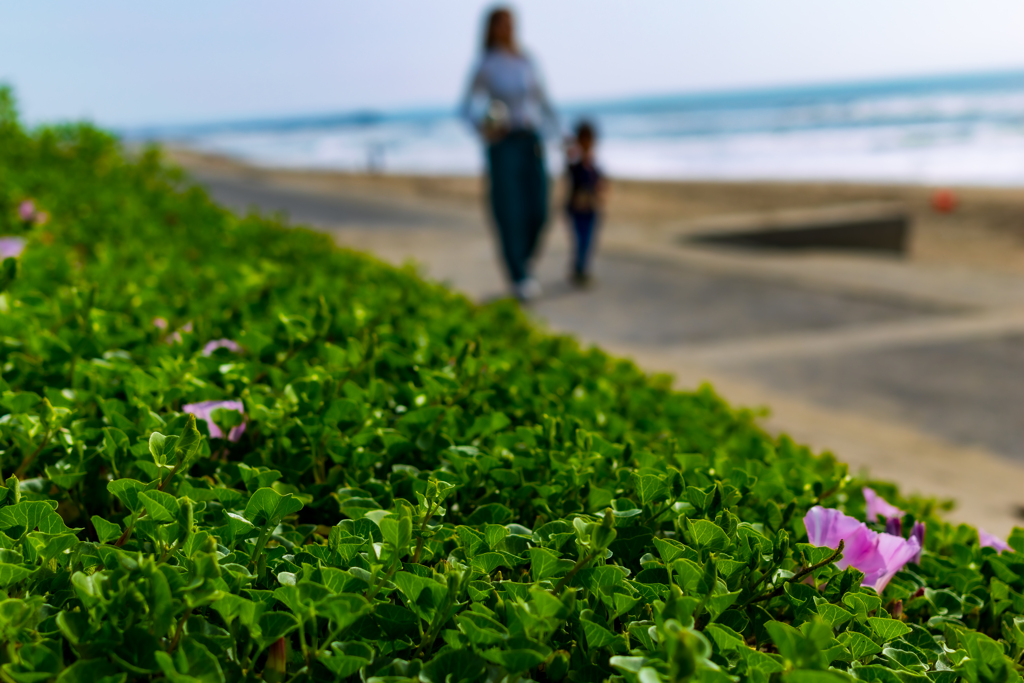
[3, 1, 1024, 128]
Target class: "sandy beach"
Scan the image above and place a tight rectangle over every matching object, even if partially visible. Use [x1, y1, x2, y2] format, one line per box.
[168, 147, 1024, 274]
[169, 147, 1024, 535]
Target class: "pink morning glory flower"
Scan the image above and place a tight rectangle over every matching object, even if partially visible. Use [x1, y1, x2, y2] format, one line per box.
[804, 506, 921, 594]
[0, 237, 25, 260]
[181, 400, 246, 441]
[863, 487, 903, 523]
[18, 200, 35, 222]
[202, 338, 242, 356]
[979, 529, 1011, 553]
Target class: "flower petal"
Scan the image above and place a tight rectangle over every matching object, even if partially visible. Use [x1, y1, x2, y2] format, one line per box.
[182, 400, 245, 441]
[804, 505, 919, 594]
[979, 529, 1011, 553]
[202, 338, 243, 356]
[863, 487, 903, 523]
[0, 237, 25, 260]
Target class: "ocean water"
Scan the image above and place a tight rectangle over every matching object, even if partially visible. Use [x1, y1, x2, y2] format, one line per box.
[144, 70, 1024, 185]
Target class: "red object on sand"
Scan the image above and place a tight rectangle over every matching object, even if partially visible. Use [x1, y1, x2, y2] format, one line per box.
[931, 189, 958, 213]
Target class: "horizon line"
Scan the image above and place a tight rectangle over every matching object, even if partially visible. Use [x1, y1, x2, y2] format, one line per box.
[125, 64, 1024, 138]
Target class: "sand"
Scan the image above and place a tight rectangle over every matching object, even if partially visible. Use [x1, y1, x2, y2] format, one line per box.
[167, 147, 1024, 274]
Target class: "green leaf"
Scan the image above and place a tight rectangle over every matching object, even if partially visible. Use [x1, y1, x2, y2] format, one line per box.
[107, 479, 148, 514]
[839, 631, 882, 660]
[634, 473, 669, 506]
[868, 617, 913, 642]
[419, 649, 486, 683]
[0, 563, 33, 588]
[455, 611, 509, 646]
[581, 617, 624, 650]
[91, 516, 122, 544]
[0, 501, 73, 537]
[154, 639, 223, 683]
[529, 547, 574, 582]
[55, 658, 127, 683]
[318, 594, 372, 631]
[148, 432, 173, 467]
[174, 414, 204, 467]
[814, 599, 854, 628]
[843, 591, 882, 621]
[139, 490, 180, 523]
[464, 503, 513, 525]
[379, 514, 413, 554]
[210, 594, 260, 629]
[481, 647, 549, 675]
[485, 523, 510, 550]
[317, 642, 372, 678]
[392, 571, 447, 623]
[243, 487, 303, 528]
[688, 519, 731, 552]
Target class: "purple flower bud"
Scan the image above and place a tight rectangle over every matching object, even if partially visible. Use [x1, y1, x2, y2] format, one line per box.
[885, 516, 902, 537]
[181, 400, 246, 441]
[804, 505, 921, 594]
[863, 487, 903, 524]
[17, 200, 35, 222]
[0, 237, 25, 260]
[202, 338, 243, 356]
[910, 522, 925, 564]
[979, 529, 1011, 553]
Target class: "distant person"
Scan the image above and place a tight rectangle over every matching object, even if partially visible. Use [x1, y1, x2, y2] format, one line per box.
[565, 120, 605, 286]
[461, 7, 559, 302]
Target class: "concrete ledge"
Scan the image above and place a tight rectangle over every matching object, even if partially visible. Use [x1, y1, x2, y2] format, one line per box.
[679, 201, 910, 254]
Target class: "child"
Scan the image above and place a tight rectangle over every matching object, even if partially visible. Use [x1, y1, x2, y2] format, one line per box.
[565, 120, 605, 286]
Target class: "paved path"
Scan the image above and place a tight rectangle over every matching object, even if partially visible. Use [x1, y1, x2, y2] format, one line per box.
[185, 163, 1024, 534]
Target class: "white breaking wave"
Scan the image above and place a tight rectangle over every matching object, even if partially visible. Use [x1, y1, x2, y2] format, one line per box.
[166, 72, 1024, 185]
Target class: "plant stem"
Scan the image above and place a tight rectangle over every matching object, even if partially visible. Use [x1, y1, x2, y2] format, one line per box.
[365, 553, 400, 604]
[747, 540, 845, 605]
[248, 527, 272, 572]
[114, 511, 145, 548]
[15, 430, 51, 479]
[410, 501, 438, 565]
[555, 551, 599, 593]
[157, 463, 180, 492]
[168, 607, 193, 653]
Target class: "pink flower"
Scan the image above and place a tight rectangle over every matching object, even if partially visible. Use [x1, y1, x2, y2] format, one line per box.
[202, 338, 242, 356]
[33, 211, 49, 226]
[0, 237, 25, 260]
[152, 317, 169, 330]
[863, 487, 903, 523]
[181, 400, 246, 441]
[979, 529, 1011, 553]
[804, 506, 921, 594]
[18, 200, 35, 222]
[165, 321, 193, 345]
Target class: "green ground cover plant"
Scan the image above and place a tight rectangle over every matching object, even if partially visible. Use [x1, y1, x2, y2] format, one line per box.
[0, 87, 1023, 682]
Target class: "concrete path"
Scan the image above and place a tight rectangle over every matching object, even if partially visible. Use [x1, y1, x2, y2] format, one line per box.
[185, 164, 1024, 535]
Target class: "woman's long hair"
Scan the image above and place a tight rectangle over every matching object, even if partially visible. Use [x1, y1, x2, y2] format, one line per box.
[483, 7, 516, 53]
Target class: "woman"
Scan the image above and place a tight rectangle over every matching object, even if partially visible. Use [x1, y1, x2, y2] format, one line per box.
[461, 7, 559, 302]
